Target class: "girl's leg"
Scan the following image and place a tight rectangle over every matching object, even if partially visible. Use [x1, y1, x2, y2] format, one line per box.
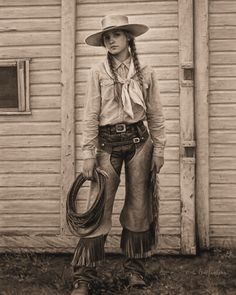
[123, 257, 147, 288]
[120, 136, 155, 257]
[120, 136, 155, 286]
[71, 265, 98, 295]
[71, 148, 122, 294]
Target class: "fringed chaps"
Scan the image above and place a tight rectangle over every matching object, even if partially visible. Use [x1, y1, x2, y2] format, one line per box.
[120, 223, 155, 259]
[71, 133, 160, 267]
[120, 165, 160, 259]
[71, 235, 106, 267]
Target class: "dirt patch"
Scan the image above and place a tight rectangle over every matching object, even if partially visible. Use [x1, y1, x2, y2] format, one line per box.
[0, 248, 235, 295]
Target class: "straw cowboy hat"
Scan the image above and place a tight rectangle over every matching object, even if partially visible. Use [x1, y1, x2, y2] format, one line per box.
[85, 15, 149, 47]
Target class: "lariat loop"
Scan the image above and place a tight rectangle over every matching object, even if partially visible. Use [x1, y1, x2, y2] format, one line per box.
[66, 168, 107, 237]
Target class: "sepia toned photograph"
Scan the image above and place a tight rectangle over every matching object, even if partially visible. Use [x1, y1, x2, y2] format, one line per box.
[0, 0, 235, 294]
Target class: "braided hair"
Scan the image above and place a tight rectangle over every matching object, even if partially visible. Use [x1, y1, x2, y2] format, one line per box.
[127, 33, 143, 88]
[103, 30, 143, 98]
[107, 51, 119, 100]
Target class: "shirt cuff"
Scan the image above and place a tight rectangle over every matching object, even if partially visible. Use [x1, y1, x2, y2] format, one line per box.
[153, 147, 165, 158]
[82, 149, 96, 160]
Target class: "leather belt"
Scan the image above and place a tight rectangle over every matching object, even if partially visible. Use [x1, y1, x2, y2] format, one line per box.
[99, 120, 145, 134]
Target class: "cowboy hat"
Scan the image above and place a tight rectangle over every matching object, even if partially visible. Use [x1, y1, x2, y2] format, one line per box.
[85, 15, 149, 47]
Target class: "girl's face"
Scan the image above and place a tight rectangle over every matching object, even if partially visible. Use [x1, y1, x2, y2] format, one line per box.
[103, 29, 129, 58]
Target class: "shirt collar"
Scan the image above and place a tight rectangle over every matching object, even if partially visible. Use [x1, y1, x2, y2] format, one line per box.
[113, 55, 131, 70]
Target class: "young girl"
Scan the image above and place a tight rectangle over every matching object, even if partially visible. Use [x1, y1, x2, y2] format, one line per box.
[71, 14, 166, 295]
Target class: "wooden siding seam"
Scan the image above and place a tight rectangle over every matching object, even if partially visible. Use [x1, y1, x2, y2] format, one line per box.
[210, 90, 236, 93]
[77, 13, 178, 18]
[209, 11, 236, 15]
[0, 17, 61, 21]
[0, 1, 60, 6]
[0, 4, 61, 7]
[76, 2, 178, 6]
[76, 0, 178, 3]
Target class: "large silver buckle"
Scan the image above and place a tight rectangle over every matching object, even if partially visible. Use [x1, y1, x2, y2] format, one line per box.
[116, 123, 126, 133]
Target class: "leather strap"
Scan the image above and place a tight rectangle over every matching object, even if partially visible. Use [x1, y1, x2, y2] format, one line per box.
[99, 128, 149, 148]
[99, 120, 144, 134]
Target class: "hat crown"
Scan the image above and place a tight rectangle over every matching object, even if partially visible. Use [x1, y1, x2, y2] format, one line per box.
[101, 15, 129, 30]
[85, 14, 149, 46]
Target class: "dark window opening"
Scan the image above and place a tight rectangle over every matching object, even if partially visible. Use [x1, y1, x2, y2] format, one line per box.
[0, 66, 18, 108]
[0, 59, 30, 114]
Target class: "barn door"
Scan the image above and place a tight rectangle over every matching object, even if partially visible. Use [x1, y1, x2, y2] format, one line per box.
[71, 0, 197, 255]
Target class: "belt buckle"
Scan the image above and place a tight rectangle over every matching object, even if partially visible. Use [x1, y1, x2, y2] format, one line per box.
[133, 137, 140, 144]
[116, 123, 126, 133]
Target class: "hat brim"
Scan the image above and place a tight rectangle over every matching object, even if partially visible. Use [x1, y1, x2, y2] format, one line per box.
[85, 24, 149, 47]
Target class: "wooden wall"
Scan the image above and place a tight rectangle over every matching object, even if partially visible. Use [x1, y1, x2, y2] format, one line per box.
[0, 0, 62, 235]
[209, 0, 236, 248]
[4, 0, 234, 252]
[75, 0, 181, 252]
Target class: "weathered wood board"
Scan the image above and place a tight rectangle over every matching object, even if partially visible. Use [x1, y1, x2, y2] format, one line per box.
[209, 0, 236, 248]
[0, 1, 62, 239]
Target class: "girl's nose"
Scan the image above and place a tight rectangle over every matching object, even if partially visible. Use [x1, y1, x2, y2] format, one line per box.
[109, 36, 115, 44]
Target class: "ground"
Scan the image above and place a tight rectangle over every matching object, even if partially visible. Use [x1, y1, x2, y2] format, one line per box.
[0, 248, 235, 295]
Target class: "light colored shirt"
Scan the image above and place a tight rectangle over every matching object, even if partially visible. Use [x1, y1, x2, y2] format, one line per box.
[82, 56, 166, 159]
[114, 55, 131, 77]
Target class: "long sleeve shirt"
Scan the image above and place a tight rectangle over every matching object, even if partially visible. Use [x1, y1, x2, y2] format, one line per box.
[82, 56, 166, 159]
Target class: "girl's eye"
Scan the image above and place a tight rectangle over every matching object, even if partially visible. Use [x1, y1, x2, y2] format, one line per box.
[104, 35, 110, 41]
[103, 31, 121, 42]
[114, 32, 121, 37]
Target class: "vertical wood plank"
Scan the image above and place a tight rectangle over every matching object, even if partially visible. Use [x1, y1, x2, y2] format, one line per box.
[180, 158, 196, 254]
[25, 59, 30, 112]
[179, 0, 196, 254]
[194, 0, 210, 249]
[60, 0, 76, 235]
[17, 60, 25, 111]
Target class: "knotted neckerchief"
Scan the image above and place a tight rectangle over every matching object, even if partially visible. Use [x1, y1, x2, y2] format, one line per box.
[104, 57, 146, 119]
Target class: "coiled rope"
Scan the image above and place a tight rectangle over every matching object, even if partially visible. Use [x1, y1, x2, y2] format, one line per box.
[66, 169, 107, 237]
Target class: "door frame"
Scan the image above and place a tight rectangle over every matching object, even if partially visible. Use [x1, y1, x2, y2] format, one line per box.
[179, 0, 196, 254]
[59, 0, 210, 253]
[194, 0, 210, 249]
[60, 0, 76, 236]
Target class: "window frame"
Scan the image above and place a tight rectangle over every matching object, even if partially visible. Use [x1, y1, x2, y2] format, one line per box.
[0, 59, 30, 115]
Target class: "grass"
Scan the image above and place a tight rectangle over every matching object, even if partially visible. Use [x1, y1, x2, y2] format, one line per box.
[0, 248, 235, 294]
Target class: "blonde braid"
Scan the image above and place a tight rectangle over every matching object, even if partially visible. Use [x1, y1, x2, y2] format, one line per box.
[107, 52, 118, 83]
[107, 52, 119, 100]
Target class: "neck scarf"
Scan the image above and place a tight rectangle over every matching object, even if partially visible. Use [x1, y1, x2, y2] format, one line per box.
[104, 57, 146, 119]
